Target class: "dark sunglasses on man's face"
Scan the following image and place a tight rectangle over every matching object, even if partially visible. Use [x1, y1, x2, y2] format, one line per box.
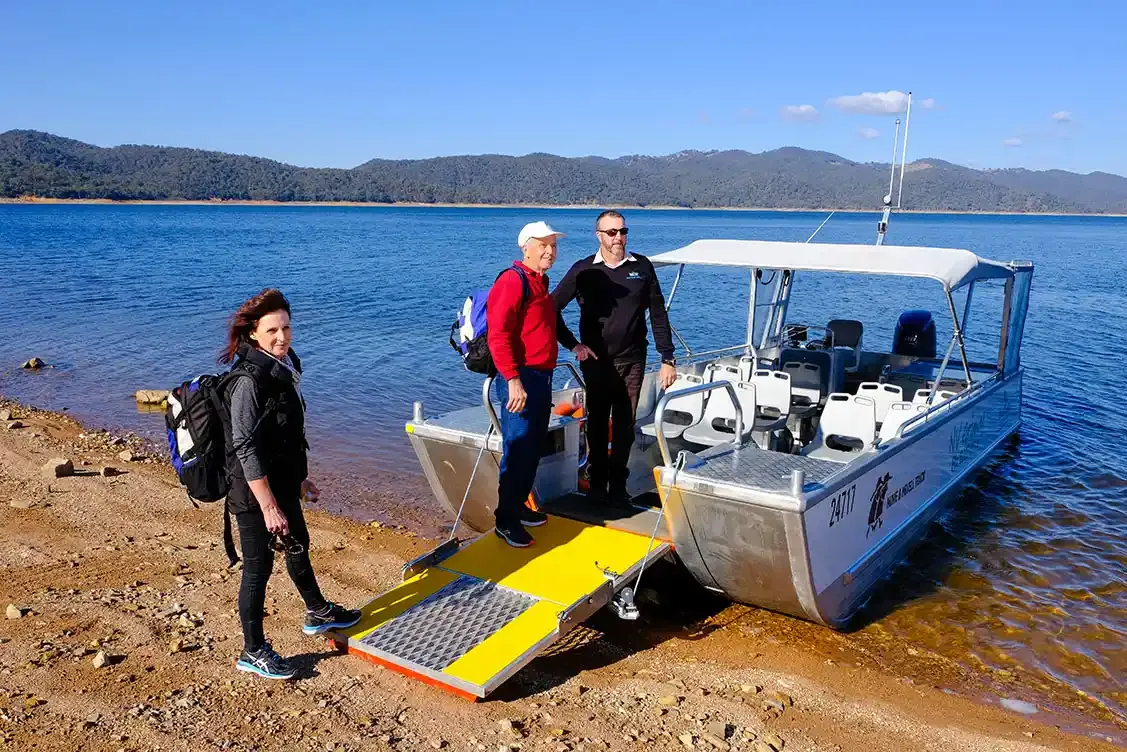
[598, 227, 629, 237]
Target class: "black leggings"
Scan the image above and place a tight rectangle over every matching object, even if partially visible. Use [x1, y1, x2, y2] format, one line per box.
[235, 496, 327, 652]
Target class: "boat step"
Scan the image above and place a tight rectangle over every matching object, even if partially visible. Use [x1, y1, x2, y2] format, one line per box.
[327, 515, 669, 699]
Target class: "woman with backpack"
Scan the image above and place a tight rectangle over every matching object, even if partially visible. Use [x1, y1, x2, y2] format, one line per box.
[220, 288, 361, 680]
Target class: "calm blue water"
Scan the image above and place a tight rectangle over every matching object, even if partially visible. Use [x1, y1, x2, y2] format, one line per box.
[1, 206, 1124, 725]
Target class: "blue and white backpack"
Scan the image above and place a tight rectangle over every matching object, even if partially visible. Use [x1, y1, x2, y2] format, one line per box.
[449, 266, 530, 374]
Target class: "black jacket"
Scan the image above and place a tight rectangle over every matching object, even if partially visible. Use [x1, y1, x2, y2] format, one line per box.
[224, 344, 308, 514]
[552, 252, 675, 362]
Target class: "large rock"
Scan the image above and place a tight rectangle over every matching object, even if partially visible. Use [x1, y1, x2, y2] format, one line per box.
[41, 458, 74, 479]
[0, 408, 10, 421]
[134, 390, 169, 405]
[5, 421, 23, 430]
[21, 357, 46, 370]
[5, 604, 23, 619]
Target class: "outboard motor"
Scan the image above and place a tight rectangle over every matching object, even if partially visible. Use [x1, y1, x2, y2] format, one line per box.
[893, 310, 936, 358]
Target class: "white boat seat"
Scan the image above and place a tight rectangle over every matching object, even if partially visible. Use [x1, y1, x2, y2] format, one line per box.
[912, 388, 958, 407]
[857, 381, 903, 425]
[878, 401, 925, 443]
[738, 355, 776, 381]
[749, 368, 791, 431]
[682, 382, 757, 447]
[705, 363, 743, 388]
[783, 361, 823, 413]
[804, 393, 877, 460]
[641, 374, 706, 439]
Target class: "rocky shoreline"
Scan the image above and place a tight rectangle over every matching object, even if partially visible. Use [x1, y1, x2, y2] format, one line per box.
[1, 395, 1123, 751]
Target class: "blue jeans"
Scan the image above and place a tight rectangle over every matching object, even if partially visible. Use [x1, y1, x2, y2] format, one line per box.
[495, 367, 553, 527]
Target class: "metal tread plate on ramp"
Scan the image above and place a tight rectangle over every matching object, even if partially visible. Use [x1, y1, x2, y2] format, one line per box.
[329, 515, 669, 699]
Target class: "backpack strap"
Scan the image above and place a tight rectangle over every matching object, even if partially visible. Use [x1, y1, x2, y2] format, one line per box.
[222, 500, 239, 568]
[495, 265, 532, 309]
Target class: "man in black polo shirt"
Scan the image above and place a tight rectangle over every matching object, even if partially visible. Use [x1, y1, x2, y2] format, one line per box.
[553, 210, 677, 506]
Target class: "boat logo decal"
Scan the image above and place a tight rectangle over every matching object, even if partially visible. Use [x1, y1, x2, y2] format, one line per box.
[887, 471, 927, 510]
[866, 472, 892, 538]
[827, 483, 857, 528]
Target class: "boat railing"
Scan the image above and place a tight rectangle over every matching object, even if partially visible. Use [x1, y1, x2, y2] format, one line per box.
[892, 371, 1000, 441]
[653, 380, 744, 466]
[483, 362, 586, 437]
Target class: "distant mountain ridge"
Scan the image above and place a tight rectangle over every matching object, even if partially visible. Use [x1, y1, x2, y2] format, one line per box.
[2, 130, 1126, 213]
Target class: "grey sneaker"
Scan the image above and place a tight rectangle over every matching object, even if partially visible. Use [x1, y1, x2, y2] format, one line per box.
[236, 643, 295, 680]
[303, 602, 362, 635]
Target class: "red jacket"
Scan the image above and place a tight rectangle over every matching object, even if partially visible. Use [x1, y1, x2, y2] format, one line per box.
[487, 262, 559, 381]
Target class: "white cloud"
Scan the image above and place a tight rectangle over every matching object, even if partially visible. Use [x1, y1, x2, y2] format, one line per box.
[1003, 137, 1022, 147]
[858, 127, 881, 139]
[781, 104, 819, 122]
[1051, 110, 1072, 122]
[830, 90, 910, 114]
[828, 91, 937, 115]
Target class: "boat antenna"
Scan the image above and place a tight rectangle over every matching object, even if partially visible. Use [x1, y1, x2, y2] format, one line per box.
[876, 90, 913, 245]
[896, 91, 913, 208]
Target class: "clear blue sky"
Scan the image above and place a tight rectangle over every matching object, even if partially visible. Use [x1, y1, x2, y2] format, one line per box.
[2, 0, 1124, 175]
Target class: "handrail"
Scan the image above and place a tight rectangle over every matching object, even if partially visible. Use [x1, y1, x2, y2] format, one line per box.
[484, 361, 587, 438]
[892, 372, 998, 440]
[653, 381, 744, 466]
[482, 376, 502, 436]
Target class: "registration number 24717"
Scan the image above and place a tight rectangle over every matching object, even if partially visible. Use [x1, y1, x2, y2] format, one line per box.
[827, 484, 857, 528]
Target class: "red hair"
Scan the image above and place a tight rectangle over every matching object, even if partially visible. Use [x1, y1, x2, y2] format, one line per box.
[219, 288, 292, 365]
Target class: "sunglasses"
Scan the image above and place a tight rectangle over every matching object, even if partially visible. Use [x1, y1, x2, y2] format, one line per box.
[597, 227, 629, 237]
[269, 534, 305, 556]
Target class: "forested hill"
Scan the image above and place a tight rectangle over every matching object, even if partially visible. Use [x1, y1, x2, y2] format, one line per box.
[3, 130, 1126, 213]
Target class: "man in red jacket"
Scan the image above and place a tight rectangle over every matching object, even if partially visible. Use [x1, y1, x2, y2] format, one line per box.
[487, 221, 594, 547]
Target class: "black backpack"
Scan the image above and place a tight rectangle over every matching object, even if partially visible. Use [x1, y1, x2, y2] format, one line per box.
[449, 267, 531, 375]
[165, 371, 266, 566]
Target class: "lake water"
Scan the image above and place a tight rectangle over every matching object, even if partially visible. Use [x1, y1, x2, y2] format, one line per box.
[1, 205, 1124, 728]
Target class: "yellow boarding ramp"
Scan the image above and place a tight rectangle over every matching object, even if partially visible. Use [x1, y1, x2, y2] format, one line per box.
[327, 515, 669, 700]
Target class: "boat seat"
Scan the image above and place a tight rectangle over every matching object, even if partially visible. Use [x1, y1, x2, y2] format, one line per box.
[826, 319, 864, 372]
[641, 374, 706, 439]
[878, 401, 925, 443]
[804, 393, 877, 461]
[782, 361, 823, 414]
[705, 362, 742, 385]
[857, 381, 903, 425]
[749, 368, 791, 427]
[912, 388, 958, 407]
[738, 355, 777, 381]
[682, 382, 757, 447]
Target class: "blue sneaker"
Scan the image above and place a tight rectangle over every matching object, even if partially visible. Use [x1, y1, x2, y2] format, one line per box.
[236, 643, 295, 680]
[302, 602, 362, 635]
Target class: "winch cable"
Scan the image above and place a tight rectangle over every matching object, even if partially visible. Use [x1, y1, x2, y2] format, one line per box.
[613, 450, 686, 617]
[447, 423, 495, 543]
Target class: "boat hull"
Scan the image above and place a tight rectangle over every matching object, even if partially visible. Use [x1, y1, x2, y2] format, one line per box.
[657, 370, 1023, 628]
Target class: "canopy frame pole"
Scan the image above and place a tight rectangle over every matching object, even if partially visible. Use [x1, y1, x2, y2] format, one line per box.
[745, 268, 758, 355]
[665, 264, 685, 311]
[946, 286, 974, 386]
[931, 287, 972, 401]
[766, 269, 794, 349]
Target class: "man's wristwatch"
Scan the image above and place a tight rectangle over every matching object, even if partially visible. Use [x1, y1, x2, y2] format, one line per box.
[661, 358, 676, 367]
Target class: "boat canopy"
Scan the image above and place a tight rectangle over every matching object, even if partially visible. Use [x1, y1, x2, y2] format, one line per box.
[649, 239, 1014, 291]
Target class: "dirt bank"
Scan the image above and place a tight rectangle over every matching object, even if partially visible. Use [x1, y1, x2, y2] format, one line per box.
[0, 397, 1122, 751]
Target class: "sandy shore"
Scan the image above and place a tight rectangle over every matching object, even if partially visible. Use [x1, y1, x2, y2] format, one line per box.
[0, 397, 1123, 751]
[1, 196, 1124, 217]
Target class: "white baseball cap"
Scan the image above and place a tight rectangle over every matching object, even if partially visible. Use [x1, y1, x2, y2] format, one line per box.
[517, 221, 565, 248]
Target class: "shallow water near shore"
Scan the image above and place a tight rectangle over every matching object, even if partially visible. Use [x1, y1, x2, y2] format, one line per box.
[1, 205, 1124, 730]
